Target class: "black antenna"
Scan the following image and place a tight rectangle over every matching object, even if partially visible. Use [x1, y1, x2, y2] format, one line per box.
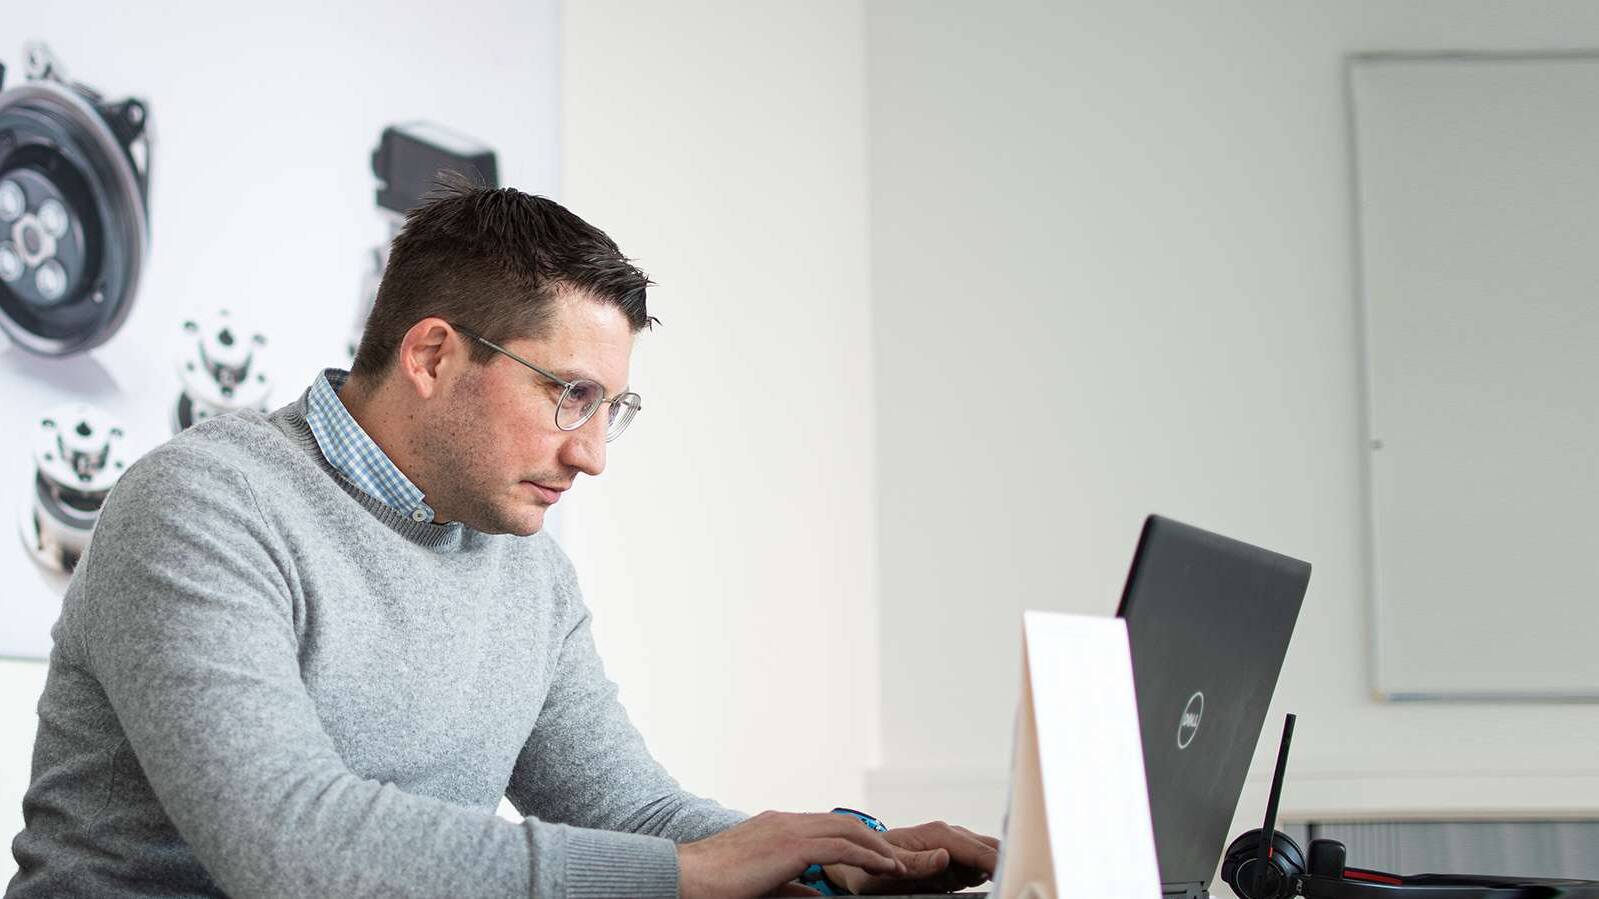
[1254, 713, 1296, 895]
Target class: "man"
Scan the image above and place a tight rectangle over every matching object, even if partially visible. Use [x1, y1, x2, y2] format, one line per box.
[7, 181, 999, 898]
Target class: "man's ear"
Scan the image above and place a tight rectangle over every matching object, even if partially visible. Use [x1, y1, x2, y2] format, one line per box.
[394, 317, 459, 400]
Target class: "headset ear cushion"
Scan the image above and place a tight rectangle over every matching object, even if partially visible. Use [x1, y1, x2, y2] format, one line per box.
[1308, 839, 1347, 878]
[1221, 829, 1306, 899]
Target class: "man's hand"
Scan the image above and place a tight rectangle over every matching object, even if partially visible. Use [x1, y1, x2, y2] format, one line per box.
[677, 810, 909, 899]
[822, 820, 1001, 896]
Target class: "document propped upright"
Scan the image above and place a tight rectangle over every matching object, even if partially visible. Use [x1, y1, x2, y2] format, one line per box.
[994, 611, 1161, 899]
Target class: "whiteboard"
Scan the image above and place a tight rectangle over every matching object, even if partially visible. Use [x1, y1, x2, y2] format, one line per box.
[1352, 53, 1599, 701]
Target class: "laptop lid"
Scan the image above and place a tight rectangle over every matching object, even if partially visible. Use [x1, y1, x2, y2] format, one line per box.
[1116, 515, 1310, 899]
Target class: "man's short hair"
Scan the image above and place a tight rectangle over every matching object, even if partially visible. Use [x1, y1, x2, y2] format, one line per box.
[351, 174, 656, 379]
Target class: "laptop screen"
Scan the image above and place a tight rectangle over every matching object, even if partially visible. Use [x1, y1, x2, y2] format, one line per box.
[1115, 516, 1310, 898]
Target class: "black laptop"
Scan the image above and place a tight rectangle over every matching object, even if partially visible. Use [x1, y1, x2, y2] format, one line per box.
[1117, 515, 1310, 898]
[877, 515, 1309, 899]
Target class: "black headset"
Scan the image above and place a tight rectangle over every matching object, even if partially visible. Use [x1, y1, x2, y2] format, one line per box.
[1220, 715, 1599, 899]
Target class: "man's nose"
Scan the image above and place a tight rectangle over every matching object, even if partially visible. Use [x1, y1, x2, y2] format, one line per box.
[559, 413, 607, 477]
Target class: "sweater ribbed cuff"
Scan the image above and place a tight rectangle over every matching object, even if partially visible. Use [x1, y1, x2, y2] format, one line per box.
[561, 825, 680, 899]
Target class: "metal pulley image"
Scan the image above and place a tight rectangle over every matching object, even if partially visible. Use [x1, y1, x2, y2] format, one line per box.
[350, 122, 497, 357]
[174, 307, 273, 432]
[17, 402, 131, 576]
[0, 41, 151, 356]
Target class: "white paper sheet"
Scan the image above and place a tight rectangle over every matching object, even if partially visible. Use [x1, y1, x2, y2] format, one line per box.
[994, 611, 1161, 899]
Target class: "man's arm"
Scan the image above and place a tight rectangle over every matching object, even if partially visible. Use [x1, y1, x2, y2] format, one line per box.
[497, 547, 1005, 899]
[80, 444, 680, 899]
[503, 584, 746, 844]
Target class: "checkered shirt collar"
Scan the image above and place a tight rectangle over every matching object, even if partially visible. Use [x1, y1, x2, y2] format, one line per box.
[305, 368, 436, 524]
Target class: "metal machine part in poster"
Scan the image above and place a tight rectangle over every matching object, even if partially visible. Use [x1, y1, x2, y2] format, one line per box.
[0, 5, 559, 660]
[350, 122, 498, 358]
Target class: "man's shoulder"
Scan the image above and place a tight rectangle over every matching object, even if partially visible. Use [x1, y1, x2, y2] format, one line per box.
[113, 408, 305, 506]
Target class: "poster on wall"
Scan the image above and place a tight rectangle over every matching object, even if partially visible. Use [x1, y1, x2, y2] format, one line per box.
[0, 1, 560, 660]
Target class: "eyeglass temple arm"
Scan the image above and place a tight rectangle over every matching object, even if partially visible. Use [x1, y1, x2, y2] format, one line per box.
[456, 326, 571, 388]
[454, 322, 637, 407]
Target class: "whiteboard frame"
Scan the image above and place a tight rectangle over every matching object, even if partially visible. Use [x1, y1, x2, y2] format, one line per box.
[1347, 50, 1599, 703]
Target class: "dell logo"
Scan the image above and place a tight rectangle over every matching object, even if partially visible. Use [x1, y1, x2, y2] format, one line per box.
[1177, 691, 1204, 749]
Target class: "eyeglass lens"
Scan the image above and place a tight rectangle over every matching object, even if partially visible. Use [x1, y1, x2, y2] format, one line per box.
[556, 381, 638, 441]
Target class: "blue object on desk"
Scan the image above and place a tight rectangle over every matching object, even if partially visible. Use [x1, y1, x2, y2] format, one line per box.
[798, 808, 888, 895]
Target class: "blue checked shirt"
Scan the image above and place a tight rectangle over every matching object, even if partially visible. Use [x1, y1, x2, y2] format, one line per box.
[305, 368, 437, 524]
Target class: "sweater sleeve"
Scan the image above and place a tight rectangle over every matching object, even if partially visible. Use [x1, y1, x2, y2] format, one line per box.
[80, 443, 681, 899]
[504, 572, 749, 847]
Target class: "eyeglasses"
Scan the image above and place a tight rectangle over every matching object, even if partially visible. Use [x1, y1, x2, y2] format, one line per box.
[451, 322, 642, 442]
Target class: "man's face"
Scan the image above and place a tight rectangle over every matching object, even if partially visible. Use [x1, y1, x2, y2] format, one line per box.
[418, 292, 635, 536]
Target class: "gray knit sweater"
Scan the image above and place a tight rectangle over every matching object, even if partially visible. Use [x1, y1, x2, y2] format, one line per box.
[6, 388, 746, 898]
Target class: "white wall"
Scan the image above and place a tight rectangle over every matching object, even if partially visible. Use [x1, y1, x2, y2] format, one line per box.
[557, 0, 878, 816]
[0, 660, 46, 879]
[865, 0, 1599, 852]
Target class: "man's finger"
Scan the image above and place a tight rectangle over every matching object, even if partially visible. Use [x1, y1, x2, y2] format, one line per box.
[949, 861, 994, 886]
[897, 846, 949, 877]
[924, 822, 1000, 873]
[953, 824, 1002, 851]
[829, 838, 902, 876]
[803, 812, 902, 861]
